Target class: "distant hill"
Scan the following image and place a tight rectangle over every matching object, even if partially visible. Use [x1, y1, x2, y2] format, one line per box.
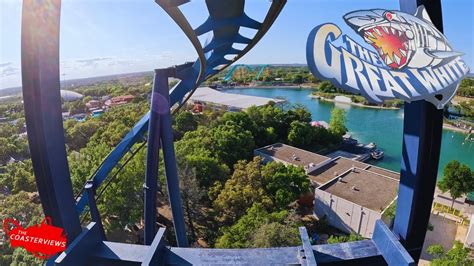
[0, 71, 153, 97]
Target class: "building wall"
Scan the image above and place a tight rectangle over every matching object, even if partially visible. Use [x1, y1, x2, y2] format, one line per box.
[314, 188, 382, 238]
[465, 214, 474, 248]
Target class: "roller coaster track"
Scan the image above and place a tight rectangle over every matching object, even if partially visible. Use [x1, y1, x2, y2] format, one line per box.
[20, 0, 427, 264]
[223, 64, 270, 81]
[75, 0, 286, 215]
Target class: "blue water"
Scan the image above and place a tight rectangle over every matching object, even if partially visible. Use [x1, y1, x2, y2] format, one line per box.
[225, 87, 474, 177]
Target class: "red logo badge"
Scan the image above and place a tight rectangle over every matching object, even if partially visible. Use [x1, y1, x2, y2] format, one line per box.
[3, 217, 67, 260]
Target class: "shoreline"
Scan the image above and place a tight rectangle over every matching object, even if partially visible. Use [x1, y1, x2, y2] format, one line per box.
[442, 123, 472, 134]
[225, 85, 313, 89]
[313, 95, 470, 134]
[222, 85, 472, 135]
[309, 94, 400, 110]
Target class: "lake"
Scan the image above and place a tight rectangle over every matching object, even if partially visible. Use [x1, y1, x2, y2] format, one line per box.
[225, 87, 474, 177]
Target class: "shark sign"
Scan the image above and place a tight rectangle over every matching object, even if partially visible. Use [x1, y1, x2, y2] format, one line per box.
[306, 5, 469, 109]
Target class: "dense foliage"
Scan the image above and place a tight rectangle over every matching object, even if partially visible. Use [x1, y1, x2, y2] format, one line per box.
[327, 233, 364, 244]
[427, 241, 474, 265]
[438, 160, 474, 208]
[457, 78, 474, 98]
[0, 73, 352, 264]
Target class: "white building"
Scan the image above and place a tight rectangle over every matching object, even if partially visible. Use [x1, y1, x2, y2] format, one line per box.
[189, 87, 284, 111]
[255, 143, 399, 238]
[314, 168, 398, 238]
[60, 90, 84, 102]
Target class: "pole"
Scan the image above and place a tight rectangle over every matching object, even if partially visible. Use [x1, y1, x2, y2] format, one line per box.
[144, 70, 165, 245]
[144, 68, 188, 246]
[21, 0, 82, 243]
[393, 0, 444, 261]
[159, 87, 189, 247]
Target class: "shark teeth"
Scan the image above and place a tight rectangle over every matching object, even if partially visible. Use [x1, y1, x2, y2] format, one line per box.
[398, 30, 402, 36]
[374, 28, 382, 36]
[391, 23, 403, 32]
[393, 53, 401, 65]
[390, 27, 396, 35]
[382, 26, 390, 34]
[364, 36, 374, 44]
[385, 55, 393, 65]
[366, 31, 375, 38]
[377, 47, 384, 55]
[403, 42, 409, 49]
[399, 48, 407, 57]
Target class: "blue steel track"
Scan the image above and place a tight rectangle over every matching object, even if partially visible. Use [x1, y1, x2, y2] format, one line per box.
[19, 0, 443, 265]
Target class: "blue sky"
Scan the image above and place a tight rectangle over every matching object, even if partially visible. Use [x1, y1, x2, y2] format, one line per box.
[1, 0, 473, 89]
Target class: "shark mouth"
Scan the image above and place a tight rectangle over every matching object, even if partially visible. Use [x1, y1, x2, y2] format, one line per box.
[362, 25, 411, 69]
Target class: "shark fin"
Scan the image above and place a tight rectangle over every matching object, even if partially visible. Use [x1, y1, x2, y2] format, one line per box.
[415, 5, 432, 22]
[425, 49, 464, 59]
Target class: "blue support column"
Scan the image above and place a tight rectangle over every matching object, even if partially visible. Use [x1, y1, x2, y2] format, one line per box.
[393, 0, 444, 261]
[144, 70, 169, 244]
[21, 0, 82, 243]
[373, 220, 415, 266]
[145, 68, 188, 247]
[84, 181, 106, 240]
[159, 90, 189, 248]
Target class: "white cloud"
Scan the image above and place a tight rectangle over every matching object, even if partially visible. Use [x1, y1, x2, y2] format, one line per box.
[0, 62, 19, 77]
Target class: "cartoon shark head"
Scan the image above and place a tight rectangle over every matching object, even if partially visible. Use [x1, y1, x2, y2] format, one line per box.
[343, 5, 462, 69]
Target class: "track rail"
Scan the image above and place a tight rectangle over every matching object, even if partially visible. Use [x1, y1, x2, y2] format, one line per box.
[76, 0, 287, 217]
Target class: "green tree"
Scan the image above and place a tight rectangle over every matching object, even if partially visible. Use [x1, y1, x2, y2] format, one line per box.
[215, 203, 289, 248]
[287, 121, 314, 148]
[182, 152, 229, 190]
[438, 160, 474, 208]
[213, 158, 309, 225]
[457, 78, 474, 97]
[285, 106, 312, 124]
[220, 111, 256, 134]
[246, 105, 287, 142]
[291, 74, 304, 84]
[329, 108, 347, 138]
[318, 81, 337, 93]
[174, 111, 198, 137]
[261, 162, 309, 209]
[0, 192, 44, 265]
[12, 167, 36, 193]
[178, 157, 206, 241]
[65, 119, 101, 150]
[0, 123, 17, 138]
[213, 157, 272, 224]
[67, 100, 87, 115]
[97, 143, 146, 232]
[211, 123, 255, 168]
[327, 233, 364, 244]
[252, 222, 300, 248]
[428, 241, 473, 265]
[0, 137, 16, 163]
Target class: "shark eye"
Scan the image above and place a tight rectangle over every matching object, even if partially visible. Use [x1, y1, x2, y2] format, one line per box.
[385, 12, 394, 21]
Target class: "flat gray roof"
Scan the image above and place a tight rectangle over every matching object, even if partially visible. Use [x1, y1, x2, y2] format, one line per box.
[257, 143, 329, 168]
[319, 168, 398, 212]
[308, 157, 369, 186]
[190, 87, 284, 110]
